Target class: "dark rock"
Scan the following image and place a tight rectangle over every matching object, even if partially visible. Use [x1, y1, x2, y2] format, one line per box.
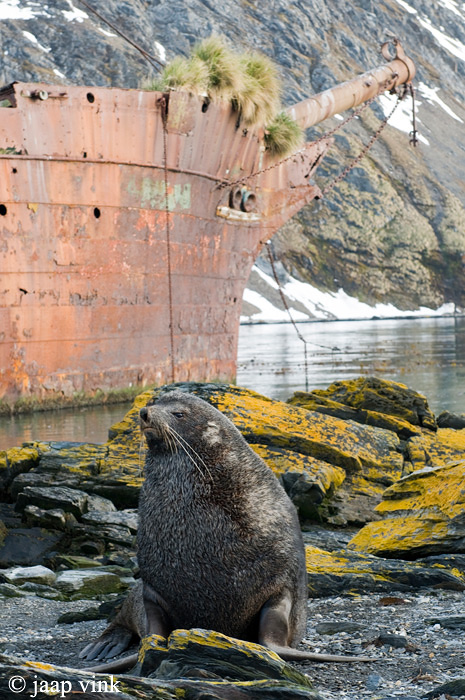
[15, 486, 89, 518]
[437, 411, 465, 429]
[0, 527, 63, 567]
[366, 633, 418, 651]
[423, 679, 465, 698]
[81, 509, 138, 533]
[23, 505, 76, 531]
[57, 607, 105, 624]
[306, 545, 465, 596]
[425, 615, 465, 630]
[316, 621, 366, 634]
[418, 553, 465, 574]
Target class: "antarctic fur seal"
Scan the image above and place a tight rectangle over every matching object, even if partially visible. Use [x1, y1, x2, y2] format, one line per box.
[81, 390, 369, 669]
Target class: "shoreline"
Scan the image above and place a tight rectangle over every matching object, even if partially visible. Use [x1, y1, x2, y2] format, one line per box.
[240, 310, 464, 326]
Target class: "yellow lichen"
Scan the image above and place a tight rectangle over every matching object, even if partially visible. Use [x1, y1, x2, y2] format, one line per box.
[349, 515, 451, 554]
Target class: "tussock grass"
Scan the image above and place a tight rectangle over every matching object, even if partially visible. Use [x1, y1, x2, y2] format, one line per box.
[264, 111, 304, 157]
[148, 35, 303, 157]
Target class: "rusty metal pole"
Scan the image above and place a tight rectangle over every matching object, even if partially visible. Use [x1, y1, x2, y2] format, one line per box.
[286, 40, 415, 129]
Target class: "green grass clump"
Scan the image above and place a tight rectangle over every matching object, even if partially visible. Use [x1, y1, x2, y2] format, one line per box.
[236, 51, 281, 126]
[147, 35, 303, 157]
[192, 35, 243, 99]
[264, 111, 304, 157]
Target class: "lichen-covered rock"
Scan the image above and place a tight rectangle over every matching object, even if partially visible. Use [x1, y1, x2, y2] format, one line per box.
[136, 629, 321, 698]
[288, 390, 422, 439]
[349, 461, 465, 557]
[290, 377, 436, 431]
[251, 443, 346, 520]
[305, 544, 465, 596]
[405, 428, 465, 471]
[0, 446, 40, 493]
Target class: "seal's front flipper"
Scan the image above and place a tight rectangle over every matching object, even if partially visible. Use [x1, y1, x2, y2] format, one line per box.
[79, 625, 134, 661]
[142, 581, 172, 637]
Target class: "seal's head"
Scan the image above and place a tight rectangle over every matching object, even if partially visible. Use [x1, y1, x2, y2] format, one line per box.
[139, 391, 235, 476]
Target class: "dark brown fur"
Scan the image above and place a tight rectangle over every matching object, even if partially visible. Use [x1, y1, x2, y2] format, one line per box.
[81, 390, 370, 669]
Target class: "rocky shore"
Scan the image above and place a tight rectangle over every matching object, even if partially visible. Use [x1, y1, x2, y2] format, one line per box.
[0, 377, 464, 699]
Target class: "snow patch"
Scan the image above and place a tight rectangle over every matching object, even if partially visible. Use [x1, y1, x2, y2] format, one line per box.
[155, 41, 166, 63]
[0, 0, 36, 20]
[241, 266, 455, 323]
[392, 0, 417, 13]
[418, 81, 464, 122]
[53, 68, 66, 79]
[378, 92, 429, 145]
[98, 27, 117, 38]
[63, 0, 87, 23]
[22, 29, 51, 53]
[418, 16, 465, 61]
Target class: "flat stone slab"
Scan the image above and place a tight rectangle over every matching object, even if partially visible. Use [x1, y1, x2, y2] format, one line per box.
[54, 569, 128, 597]
[0, 565, 56, 586]
[305, 544, 465, 596]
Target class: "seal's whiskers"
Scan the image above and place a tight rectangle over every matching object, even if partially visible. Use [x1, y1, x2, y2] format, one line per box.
[167, 426, 213, 481]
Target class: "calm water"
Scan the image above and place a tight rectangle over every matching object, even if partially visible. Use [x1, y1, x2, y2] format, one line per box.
[237, 315, 465, 411]
[1, 316, 464, 450]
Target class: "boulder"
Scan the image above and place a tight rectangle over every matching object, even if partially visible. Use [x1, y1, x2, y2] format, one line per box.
[0, 565, 56, 586]
[136, 629, 321, 697]
[81, 509, 138, 533]
[288, 377, 437, 431]
[54, 568, 129, 598]
[15, 486, 89, 518]
[305, 544, 465, 596]
[0, 527, 64, 567]
[349, 461, 465, 558]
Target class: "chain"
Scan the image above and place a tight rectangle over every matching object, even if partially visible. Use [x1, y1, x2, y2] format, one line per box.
[159, 96, 176, 383]
[319, 88, 404, 197]
[215, 83, 391, 192]
[408, 83, 418, 146]
[265, 242, 310, 392]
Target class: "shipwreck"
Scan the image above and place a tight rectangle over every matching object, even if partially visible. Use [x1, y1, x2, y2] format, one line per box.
[0, 40, 415, 408]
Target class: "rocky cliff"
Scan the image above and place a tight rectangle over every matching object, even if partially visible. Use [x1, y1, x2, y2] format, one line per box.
[1, 0, 464, 312]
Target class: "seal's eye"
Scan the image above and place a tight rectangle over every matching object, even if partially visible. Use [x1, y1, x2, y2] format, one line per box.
[172, 412, 184, 419]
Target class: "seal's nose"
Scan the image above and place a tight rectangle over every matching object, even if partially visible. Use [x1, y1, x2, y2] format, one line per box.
[140, 407, 148, 422]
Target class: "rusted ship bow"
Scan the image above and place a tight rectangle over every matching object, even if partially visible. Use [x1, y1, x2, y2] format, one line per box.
[0, 42, 415, 408]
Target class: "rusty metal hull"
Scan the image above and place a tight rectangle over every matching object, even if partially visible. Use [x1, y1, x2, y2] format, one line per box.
[0, 83, 327, 404]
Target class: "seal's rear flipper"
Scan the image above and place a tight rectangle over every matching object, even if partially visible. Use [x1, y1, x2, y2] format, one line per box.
[79, 581, 147, 661]
[79, 625, 134, 661]
[259, 591, 373, 663]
